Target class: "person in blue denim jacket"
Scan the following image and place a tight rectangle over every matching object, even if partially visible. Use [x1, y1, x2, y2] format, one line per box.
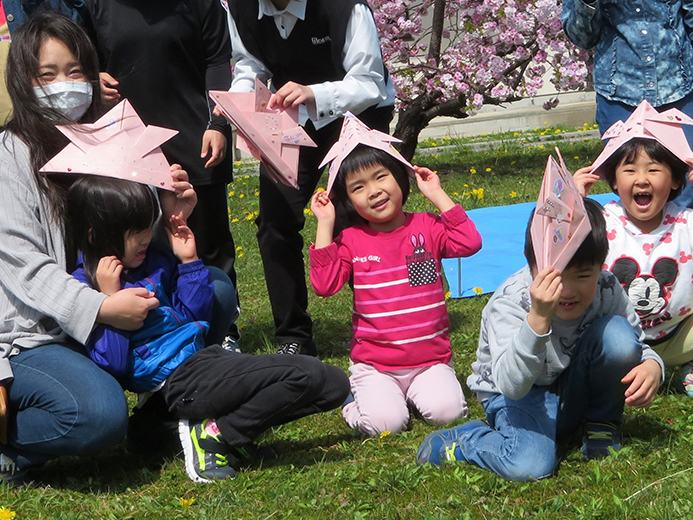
[562, 0, 693, 205]
[3, 0, 83, 34]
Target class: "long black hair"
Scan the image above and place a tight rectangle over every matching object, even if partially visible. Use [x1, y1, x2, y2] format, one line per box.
[4, 11, 103, 220]
[332, 144, 410, 225]
[66, 176, 159, 289]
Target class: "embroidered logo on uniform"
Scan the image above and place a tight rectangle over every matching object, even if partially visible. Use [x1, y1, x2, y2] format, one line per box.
[406, 233, 437, 287]
[311, 36, 331, 45]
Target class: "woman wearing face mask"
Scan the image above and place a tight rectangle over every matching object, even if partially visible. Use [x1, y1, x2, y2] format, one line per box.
[0, 13, 197, 485]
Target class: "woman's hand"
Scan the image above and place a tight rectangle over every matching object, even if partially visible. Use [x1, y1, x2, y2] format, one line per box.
[97, 288, 159, 330]
[160, 165, 197, 222]
[201, 129, 227, 169]
[99, 72, 121, 108]
[95, 256, 123, 295]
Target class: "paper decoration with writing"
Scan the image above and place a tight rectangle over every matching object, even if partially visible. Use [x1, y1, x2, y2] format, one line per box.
[530, 147, 592, 272]
[320, 112, 414, 194]
[209, 79, 317, 189]
[592, 100, 693, 178]
[40, 99, 178, 190]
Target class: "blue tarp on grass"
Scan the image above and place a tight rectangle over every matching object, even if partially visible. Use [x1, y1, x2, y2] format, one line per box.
[442, 193, 619, 298]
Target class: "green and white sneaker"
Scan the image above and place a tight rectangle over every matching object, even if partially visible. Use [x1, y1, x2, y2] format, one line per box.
[178, 419, 237, 483]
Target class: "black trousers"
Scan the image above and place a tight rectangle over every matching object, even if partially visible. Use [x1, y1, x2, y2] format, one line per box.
[255, 106, 394, 352]
[160, 345, 350, 446]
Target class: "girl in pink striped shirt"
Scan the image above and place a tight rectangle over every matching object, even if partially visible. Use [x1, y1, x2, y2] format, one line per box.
[309, 144, 482, 435]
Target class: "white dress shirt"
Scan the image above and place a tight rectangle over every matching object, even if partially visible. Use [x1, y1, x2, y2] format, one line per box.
[227, 0, 395, 129]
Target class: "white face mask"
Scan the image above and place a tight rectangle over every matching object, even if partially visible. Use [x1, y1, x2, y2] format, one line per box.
[33, 81, 94, 121]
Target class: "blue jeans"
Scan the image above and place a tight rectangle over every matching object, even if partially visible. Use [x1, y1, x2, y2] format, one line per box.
[206, 266, 240, 346]
[460, 315, 642, 481]
[6, 343, 129, 471]
[596, 92, 693, 207]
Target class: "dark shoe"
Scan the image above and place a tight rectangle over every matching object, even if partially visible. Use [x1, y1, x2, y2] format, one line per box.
[416, 420, 487, 466]
[0, 453, 25, 487]
[581, 422, 621, 460]
[126, 393, 180, 458]
[178, 419, 238, 483]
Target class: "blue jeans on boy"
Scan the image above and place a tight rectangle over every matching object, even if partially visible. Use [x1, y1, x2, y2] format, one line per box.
[459, 315, 642, 482]
[596, 92, 693, 207]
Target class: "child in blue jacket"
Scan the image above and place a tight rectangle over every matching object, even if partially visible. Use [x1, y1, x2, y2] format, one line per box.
[68, 175, 349, 484]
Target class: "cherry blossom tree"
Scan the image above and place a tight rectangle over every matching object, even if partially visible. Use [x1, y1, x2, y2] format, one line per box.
[371, 0, 591, 158]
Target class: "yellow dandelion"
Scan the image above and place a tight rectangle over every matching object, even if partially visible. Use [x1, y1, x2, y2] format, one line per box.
[316, 187, 325, 193]
[554, 129, 561, 134]
[485, 167, 492, 172]
[543, 121, 548, 125]
[228, 191, 235, 197]
[431, 141, 437, 146]
[379, 430, 391, 439]
[254, 190, 259, 196]
[510, 191, 518, 198]
[463, 192, 471, 197]
[231, 218, 239, 223]
[179, 498, 196, 508]
[513, 132, 519, 137]
[239, 194, 245, 198]
[245, 213, 254, 220]
[445, 291, 451, 299]
[472, 287, 483, 295]
[463, 184, 468, 188]
[433, 154, 439, 159]
[469, 167, 477, 174]
[235, 161, 241, 167]
[537, 144, 545, 149]
[304, 208, 314, 216]
[511, 160, 516, 165]
[238, 252, 245, 258]
[583, 122, 589, 127]
[540, 131, 546, 136]
[0, 507, 16, 520]
[253, 210, 259, 216]
[236, 246, 243, 251]
[244, 175, 250, 179]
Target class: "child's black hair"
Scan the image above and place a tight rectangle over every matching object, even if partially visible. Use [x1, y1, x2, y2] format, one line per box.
[66, 176, 159, 289]
[601, 138, 688, 201]
[524, 197, 608, 271]
[332, 145, 410, 225]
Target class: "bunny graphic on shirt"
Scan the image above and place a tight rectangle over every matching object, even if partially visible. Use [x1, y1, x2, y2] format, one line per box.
[406, 233, 438, 287]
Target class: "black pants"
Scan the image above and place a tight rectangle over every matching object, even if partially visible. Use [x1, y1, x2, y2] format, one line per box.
[256, 106, 394, 352]
[160, 345, 350, 446]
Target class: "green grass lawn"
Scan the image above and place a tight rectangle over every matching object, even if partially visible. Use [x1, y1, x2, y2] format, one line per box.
[4, 131, 693, 519]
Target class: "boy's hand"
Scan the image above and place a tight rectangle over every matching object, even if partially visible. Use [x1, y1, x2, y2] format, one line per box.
[269, 82, 316, 113]
[96, 256, 123, 295]
[201, 129, 227, 168]
[572, 166, 600, 197]
[310, 189, 335, 223]
[166, 215, 199, 263]
[160, 165, 197, 222]
[527, 267, 562, 335]
[622, 359, 661, 408]
[413, 166, 455, 213]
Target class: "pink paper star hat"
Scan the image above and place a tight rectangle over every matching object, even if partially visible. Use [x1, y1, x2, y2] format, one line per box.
[319, 112, 414, 194]
[40, 99, 178, 191]
[530, 147, 592, 272]
[210, 78, 317, 189]
[591, 100, 693, 178]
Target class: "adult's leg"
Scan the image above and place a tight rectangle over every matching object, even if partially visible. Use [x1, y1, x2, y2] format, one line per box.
[7, 343, 128, 470]
[187, 182, 241, 340]
[666, 91, 693, 208]
[594, 94, 635, 137]
[255, 120, 341, 354]
[342, 363, 410, 435]
[161, 346, 349, 446]
[406, 363, 468, 425]
[459, 387, 559, 482]
[556, 314, 642, 437]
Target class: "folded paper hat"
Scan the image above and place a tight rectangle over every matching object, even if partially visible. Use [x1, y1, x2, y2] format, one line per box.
[320, 112, 415, 194]
[40, 99, 178, 191]
[591, 100, 693, 178]
[530, 147, 592, 272]
[210, 79, 317, 189]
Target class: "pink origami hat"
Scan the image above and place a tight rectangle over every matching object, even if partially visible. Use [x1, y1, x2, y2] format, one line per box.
[319, 112, 414, 194]
[591, 100, 693, 178]
[210, 79, 317, 189]
[40, 99, 178, 191]
[530, 148, 592, 272]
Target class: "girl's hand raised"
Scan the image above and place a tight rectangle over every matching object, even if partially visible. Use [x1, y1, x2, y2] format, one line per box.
[414, 166, 455, 213]
[310, 189, 335, 223]
[166, 215, 199, 263]
[96, 256, 123, 295]
[160, 165, 197, 222]
[572, 165, 599, 197]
